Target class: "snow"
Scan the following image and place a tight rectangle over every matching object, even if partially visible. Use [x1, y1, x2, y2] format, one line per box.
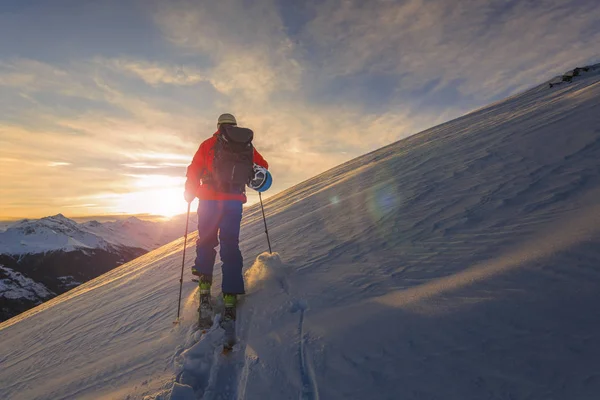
[82, 216, 186, 251]
[0, 214, 186, 255]
[0, 222, 12, 233]
[56, 276, 82, 288]
[0, 214, 108, 255]
[1, 69, 600, 399]
[0, 265, 54, 301]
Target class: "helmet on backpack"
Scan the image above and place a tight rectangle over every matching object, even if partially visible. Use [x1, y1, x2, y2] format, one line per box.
[248, 164, 272, 192]
[217, 113, 237, 128]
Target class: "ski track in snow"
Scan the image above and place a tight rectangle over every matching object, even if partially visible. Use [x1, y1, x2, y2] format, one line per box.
[171, 255, 284, 400]
[170, 253, 320, 400]
[3, 68, 600, 400]
[202, 304, 258, 400]
[246, 254, 322, 400]
[295, 300, 319, 400]
[281, 258, 320, 400]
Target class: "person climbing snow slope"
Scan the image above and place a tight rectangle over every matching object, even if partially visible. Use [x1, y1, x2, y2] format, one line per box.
[184, 113, 270, 337]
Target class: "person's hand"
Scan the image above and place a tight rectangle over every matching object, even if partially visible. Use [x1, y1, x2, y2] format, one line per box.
[184, 191, 195, 203]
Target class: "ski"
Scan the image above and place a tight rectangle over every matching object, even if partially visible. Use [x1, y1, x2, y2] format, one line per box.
[198, 295, 213, 329]
[221, 294, 237, 353]
[198, 280, 213, 329]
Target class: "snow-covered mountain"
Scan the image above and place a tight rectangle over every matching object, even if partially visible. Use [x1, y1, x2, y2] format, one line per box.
[0, 214, 190, 321]
[0, 214, 109, 255]
[0, 265, 54, 301]
[0, 214, 187, 255]
[1, 66, 600, 399]
[0, 265, 55, 322]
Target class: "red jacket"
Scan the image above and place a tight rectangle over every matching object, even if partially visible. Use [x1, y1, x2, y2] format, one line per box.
[185, 131, 269, 203]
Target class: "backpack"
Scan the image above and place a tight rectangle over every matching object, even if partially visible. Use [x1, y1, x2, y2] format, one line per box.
[210, 125, 255, 193]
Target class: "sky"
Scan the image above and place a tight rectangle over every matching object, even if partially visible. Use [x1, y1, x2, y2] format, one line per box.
[1, 0, 599, 219]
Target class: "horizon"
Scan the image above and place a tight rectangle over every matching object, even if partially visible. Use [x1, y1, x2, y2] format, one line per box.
[3, 48, 600, 399]
[0, 212, 173, 223]
[2, 0, 600, 219]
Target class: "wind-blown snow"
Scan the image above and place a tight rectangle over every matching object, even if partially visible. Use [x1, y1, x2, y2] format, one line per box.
[1, 68, 600, 399]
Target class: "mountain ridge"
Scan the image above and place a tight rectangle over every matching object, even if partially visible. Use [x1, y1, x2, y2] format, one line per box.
[1, 64, 600, 399]
[0, 213, 194, 322]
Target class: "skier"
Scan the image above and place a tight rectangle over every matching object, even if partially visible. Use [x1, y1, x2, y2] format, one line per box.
[184, 113, 269, 329]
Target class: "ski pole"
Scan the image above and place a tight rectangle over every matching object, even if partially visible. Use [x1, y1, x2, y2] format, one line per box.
[174, 201, 191, 324]
[259, 192, 272, 254]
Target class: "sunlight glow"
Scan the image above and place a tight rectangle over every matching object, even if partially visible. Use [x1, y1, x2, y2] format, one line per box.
[111, 175, 187, 217]
[134, 152, 190, 161]
[129, 174, 182, 189]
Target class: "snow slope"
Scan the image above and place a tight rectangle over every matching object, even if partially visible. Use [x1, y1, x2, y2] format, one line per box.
[2, 69, 600, 399]
[0, 214, 191, 322]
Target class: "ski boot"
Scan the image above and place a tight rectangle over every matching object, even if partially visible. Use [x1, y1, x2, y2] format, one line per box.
[197, 275, 213, 329]
[221, 293, 237, 352]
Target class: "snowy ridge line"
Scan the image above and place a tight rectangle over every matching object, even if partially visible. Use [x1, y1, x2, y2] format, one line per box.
[3, 63, 600, 399]
[243, 71, 600, 235]
[0, 214, 107, 255]
[0, 213, 189, 256]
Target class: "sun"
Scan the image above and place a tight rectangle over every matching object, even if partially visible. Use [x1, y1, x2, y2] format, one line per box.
[143, 187, 188, 217]
[113, 175, 188, 217]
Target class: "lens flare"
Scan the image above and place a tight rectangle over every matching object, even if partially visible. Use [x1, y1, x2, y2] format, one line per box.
[367, 182, 402, 221]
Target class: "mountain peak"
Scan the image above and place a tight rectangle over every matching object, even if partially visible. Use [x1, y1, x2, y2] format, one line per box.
[46, 213, 71, 221]
[3, 60, 600, 400]
[1, 214, 106, 254]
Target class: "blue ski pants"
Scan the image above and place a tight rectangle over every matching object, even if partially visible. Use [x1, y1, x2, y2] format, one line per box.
[194, 199, 245, 294]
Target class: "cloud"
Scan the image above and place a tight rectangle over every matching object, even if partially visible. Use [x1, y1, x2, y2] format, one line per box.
[154, 0, 303, 101]
[2, 0, 599, 218]
[97, 58, 208, 87]
[0, 59, 68, 89]
[150, 0, 449, 197]
[302, 0, 600, 101]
